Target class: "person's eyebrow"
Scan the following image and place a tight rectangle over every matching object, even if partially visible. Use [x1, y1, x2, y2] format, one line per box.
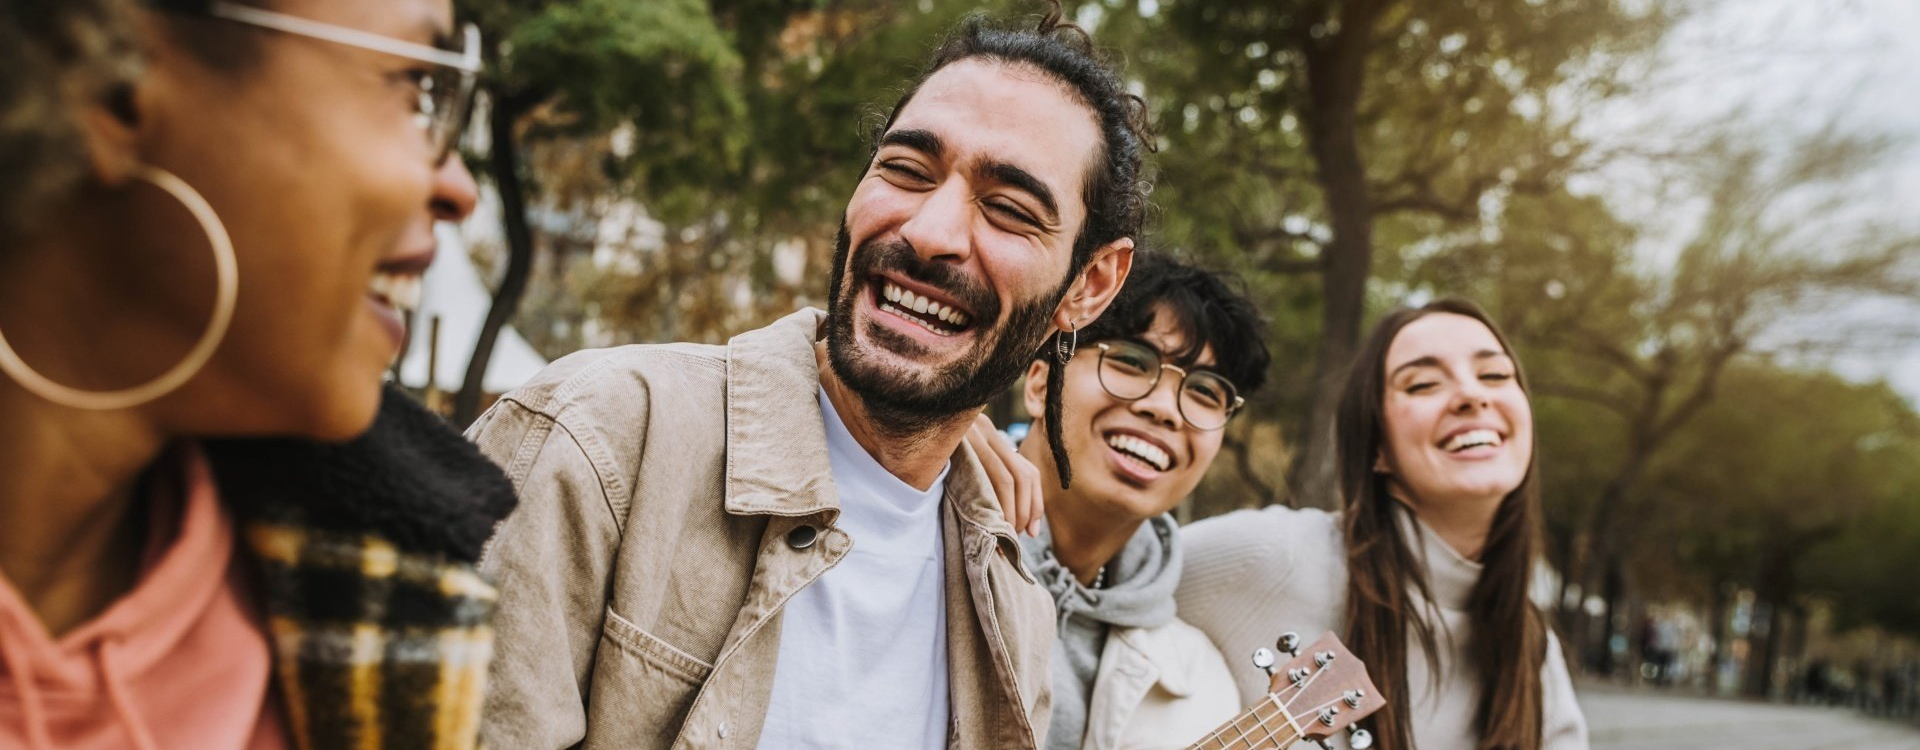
[1388, 355, 1441, 380]
[879, 128, 944, 159]
[977, 159, 1061, 225]
[1390, 349, 1510, 379]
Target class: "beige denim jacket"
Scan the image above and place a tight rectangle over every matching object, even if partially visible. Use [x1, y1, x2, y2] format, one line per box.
[470, 308, 1055, 750]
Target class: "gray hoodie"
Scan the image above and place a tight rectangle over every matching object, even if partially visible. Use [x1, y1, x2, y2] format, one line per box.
[1020, 514, 1182, 750]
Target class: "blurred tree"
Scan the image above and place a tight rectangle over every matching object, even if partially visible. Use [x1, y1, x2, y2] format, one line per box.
[1645, 367, 1915, 695]
[1109, 0, 1674, 505]
[453, 0, 745, 424]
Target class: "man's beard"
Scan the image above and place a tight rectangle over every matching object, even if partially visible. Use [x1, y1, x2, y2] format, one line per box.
[825, 221, 1067, 435]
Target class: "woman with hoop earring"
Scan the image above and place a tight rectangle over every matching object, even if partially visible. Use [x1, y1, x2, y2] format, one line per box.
[0, 2, 513, 749]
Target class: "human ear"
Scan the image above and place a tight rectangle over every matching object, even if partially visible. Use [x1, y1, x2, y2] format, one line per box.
[1051, 237, 1134, 330]
[1022, 359, 1050, 422]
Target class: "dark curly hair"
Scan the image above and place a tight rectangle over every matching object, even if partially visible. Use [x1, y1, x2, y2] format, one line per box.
[1068, 250, 1270, 396]
[0, 0, 142, 240]
[0, 0, 262, 241]
[872, 1, 1158, 488]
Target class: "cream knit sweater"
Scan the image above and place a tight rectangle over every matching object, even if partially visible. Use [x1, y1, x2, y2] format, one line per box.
[1174, 505, 1588, 750]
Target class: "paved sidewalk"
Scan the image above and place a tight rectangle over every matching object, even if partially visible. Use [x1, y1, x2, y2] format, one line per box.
[1581, 684, 1920, 750]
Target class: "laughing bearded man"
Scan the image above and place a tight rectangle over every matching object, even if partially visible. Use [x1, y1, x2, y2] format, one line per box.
[468, 8, 1155, 750]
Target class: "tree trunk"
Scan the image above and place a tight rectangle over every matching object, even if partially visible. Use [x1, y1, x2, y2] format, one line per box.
[1746, 550, 1792, 699]
[1707, 585, 1730, 693]
[1290, 0, 1388, 509]
[453, 97, 535, 427]
[1598, 558, 1626, 677]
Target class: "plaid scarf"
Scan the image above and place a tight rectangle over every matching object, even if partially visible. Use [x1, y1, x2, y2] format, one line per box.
[206, 386, 517, 750]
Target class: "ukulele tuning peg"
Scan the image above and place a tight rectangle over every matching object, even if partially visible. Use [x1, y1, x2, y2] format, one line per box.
[1342, 689, 1364, 707]
[1317, 706, 1341, 726]
[1314, 650, 1337, 667]
[1250, 647, 1278, 676]
[1276, 631, 1302, 657]
[1288, 667, 1311, 686]
[1349, 727, 1375, 750]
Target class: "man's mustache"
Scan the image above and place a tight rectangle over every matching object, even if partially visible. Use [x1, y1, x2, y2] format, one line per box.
[854, 239, 998, 323]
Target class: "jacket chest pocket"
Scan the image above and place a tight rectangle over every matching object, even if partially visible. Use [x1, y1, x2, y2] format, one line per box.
[587, 608, 714, 748]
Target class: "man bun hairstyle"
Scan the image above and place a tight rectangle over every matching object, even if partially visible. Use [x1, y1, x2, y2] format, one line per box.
[873, 0, 1156, 489]
[874, 0, 1156, 276]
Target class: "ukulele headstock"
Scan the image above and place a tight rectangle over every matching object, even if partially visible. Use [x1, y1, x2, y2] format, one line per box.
[1249, 632, 1385, 747]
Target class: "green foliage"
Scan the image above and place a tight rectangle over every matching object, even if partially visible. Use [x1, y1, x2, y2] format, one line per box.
[1645, 366, 1920, 634]
[464, 0, 747, 215]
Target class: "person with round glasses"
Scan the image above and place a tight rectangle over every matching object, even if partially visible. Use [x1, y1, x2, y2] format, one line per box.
[0, 2, 507, 749]
[991, 251, 1270, 750]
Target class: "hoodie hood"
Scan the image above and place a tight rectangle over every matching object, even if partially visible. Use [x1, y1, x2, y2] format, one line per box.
[1021, 513, 1182, 632]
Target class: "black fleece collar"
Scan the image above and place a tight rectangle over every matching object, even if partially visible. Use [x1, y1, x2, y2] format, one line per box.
[202, 385, 516, 563]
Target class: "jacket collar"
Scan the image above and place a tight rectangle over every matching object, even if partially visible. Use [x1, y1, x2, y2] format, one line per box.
[720, 307, 1026, 556]
[723, 308, 841, 520]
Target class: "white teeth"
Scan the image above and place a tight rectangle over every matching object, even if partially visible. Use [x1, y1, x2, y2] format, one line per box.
[1106, 434, 1170, 471]
[879, 281, 970, 329]
[370, 273, 394, 300]
[1444, 429, 1502, 452]
[370, 272, 423, 313]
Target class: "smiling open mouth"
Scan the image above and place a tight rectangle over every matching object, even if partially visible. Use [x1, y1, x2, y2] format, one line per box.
[1106, 431, 1172, 472]
[875, 278, 974, 335]
[1442, 429, 1504, 453]
[369, 271, 423, 313]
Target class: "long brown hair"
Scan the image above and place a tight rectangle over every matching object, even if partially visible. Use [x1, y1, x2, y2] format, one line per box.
[1337, 298, 1547, 750]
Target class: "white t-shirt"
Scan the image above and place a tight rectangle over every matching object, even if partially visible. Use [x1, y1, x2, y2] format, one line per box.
[754, 389, 952, 749]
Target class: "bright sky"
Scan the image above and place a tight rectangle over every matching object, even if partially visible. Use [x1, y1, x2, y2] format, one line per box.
[1582, 0, 1920, 400]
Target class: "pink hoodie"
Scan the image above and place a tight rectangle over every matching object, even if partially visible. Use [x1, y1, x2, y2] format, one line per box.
[0, 445, 285, 750]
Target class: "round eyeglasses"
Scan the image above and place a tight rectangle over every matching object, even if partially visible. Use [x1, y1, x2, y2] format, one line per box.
[204, 2, 482, 166]
[1094, 340, 1245, 431]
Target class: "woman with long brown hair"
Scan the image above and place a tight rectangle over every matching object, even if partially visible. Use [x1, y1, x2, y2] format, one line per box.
[1175, 298, 1585, 750]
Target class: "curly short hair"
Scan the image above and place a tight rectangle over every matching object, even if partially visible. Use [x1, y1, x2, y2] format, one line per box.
[1065, 249, 1270, 397]
[0, 0, 143, 240]
[0, 0, 258, 241]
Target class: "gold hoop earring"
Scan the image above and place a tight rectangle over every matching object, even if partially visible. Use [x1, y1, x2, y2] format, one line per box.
[1054, 320, 1079, 364]
[0, 165, 238, 410]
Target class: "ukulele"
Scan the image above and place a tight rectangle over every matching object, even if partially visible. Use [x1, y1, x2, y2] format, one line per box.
[1185, 632, 1386, 750]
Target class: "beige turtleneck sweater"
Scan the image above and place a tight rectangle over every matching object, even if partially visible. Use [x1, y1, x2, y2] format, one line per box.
[1173, 505, 1587, 750]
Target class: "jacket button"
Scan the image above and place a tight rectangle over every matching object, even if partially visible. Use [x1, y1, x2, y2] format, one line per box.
[786, 525, 818, 550]
[717, 722, 732, 739]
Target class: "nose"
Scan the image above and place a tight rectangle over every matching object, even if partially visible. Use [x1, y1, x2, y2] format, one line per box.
[1452, 378, 1492, 412]
[429, 155, 480, 222]
[896, 179, 973, 264]
[1130, 368, 1184, 430]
